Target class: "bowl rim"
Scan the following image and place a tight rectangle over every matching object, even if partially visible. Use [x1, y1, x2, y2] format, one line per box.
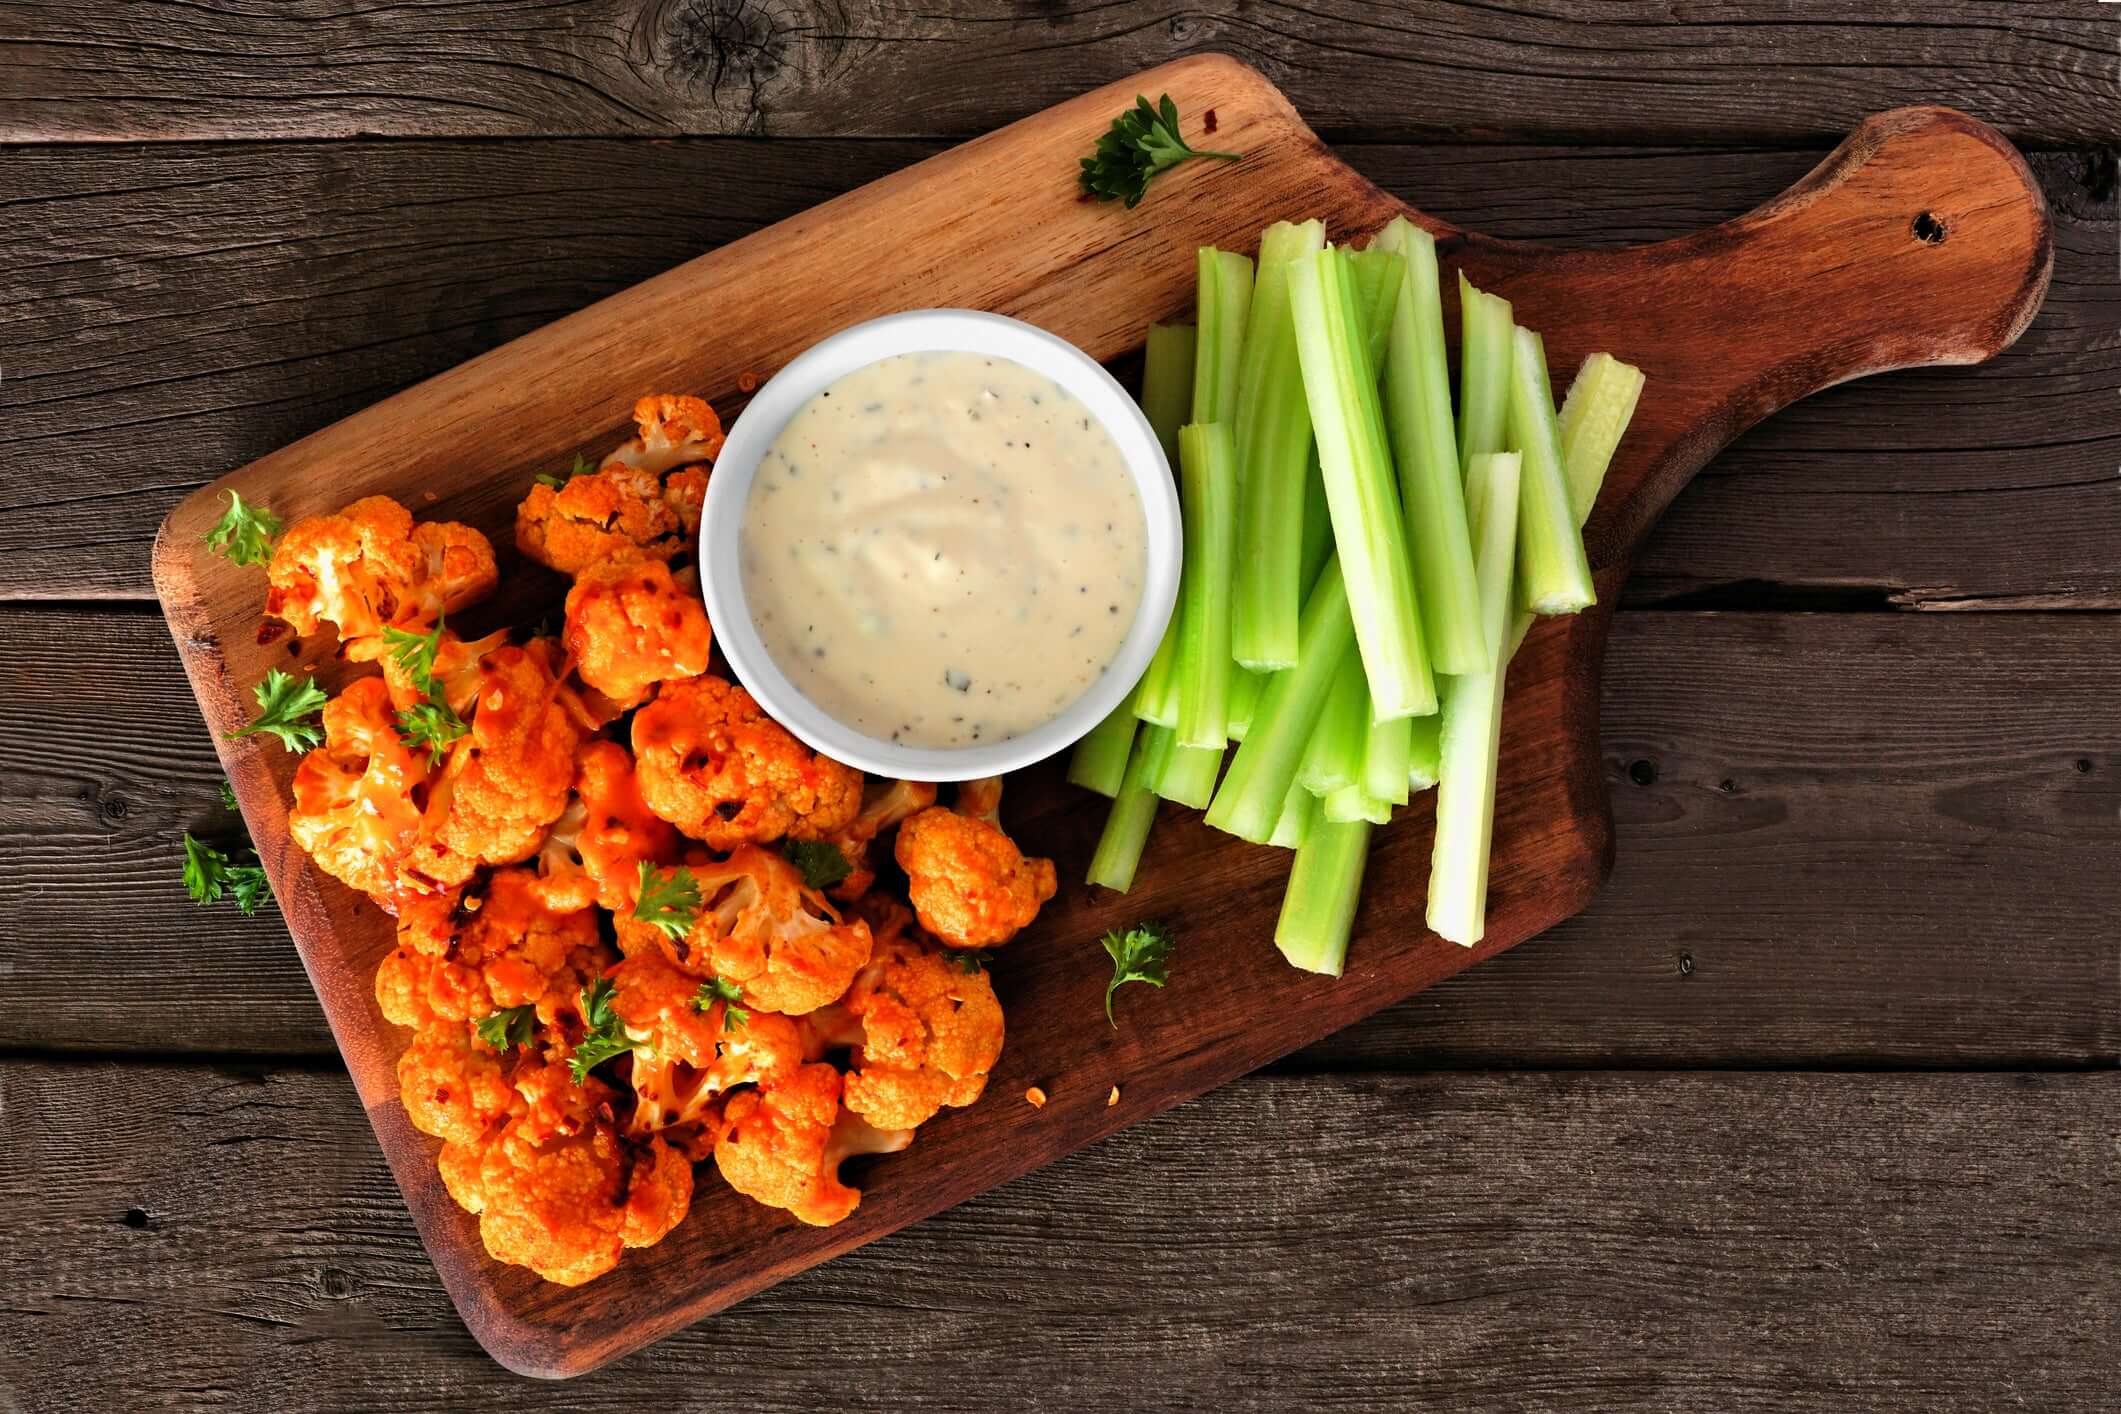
[699, 308, 1181, 782]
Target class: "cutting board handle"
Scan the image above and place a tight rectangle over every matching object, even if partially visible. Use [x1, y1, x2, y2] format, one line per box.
[1440, 105, 2053, 568]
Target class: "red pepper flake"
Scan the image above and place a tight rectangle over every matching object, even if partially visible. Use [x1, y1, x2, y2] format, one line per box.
[1024, 1086, 1047, 1109]
[256, 619, 292, 647]
[1203, 107, 1219, 135]
[736, 370, 760, 393]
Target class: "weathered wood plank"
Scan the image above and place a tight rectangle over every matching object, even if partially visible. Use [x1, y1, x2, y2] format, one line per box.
[0, 2, 2111, 145]
[0, 142, 2111, 602]
[0, 1060, 2109, 1408]
[9, 605, 2114, 1065]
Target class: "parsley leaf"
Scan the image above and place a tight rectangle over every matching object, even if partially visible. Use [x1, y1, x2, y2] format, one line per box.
[226, 669, 329, 752]
[218, 777, 238, 812]
[382, 612, 446, 696]
[780, 838, 852, 891]
[182, 832, 272, 916]
[475, 1004, 537, 1052]
[394, 693, 468, 767]
[1077, 94, 1243, 209]
[632, 861, 702, 940]
[534, 453, 597, 490]
[948, 949, 992, 975]
[569, 976, 635, 1084]
[202, 490, 283, 567]
[692, 975, 749, 1031]
[1100, 920, 1175, 1027]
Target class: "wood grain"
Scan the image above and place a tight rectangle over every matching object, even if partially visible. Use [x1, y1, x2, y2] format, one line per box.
[140, 56, 2054, 1370]
[9, 606, 2116, 1068]
[3, 142, 2108, 603]
[3, 1060, 2112, 1412]
[1, 2, 2112, 145]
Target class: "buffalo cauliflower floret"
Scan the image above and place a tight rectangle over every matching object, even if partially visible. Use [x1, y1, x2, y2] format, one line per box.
[532, 740, 680, 914]
[619, 846, 872, 1016]
[833, 909, 1005, 1130]
[563, 556, 713, 708]
[412, 642, 582, 879]
[288, 676, 432, 904]
[632, 676, 861, 850]
[515, 396, 721, 577]
[373, 625, 511, 716]
[713, 1062, 911, 1227]
[266, 495, 496, 648]
[396, 1023, 517, 1147]
[376, 869, 607, 1031]
[607, 950, 805, 1147]
[895, 806, 1057, 950]
[619, 1134, 695, 1250]
[820, 778, 938, 902]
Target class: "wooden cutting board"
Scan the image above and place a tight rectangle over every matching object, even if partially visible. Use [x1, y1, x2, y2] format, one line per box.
[150, 54, 2050, 1377]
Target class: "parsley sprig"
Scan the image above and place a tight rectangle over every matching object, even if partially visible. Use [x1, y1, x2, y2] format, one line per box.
[182, 832, 272, 916]
[948, 949, 992, 976]
[383, 614, 470, 766]
[569, 976, 636, 1084]
[475, 1004, 536, 1052]
[633, 861, 702, 940]
[781, 838, 852, 891]
[1078, 94, 1242, 209]
[1100, 921, 1175, 1027]
[534, 453, 596, 490]
[693, 975, 749, 1031]
[203, 490, 283, 567]
[226, 669, 329, 752]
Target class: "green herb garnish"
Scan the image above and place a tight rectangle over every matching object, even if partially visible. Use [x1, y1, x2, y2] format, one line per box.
[475, 1005, 537, 1052]
[226, 669, 329, 752]
[693, 975, 749, 1031]
[780, 838, 852, 891]
[1078, 94, 1242, 209]
[1100, 920, 1174, 1027]
[182, 832, 272, 916]
[394, 694, 468, 767]
[948, 949, 991, 975]
[203, 490, 283, 567]
[633, 862, 702, 941]
[534, 453, 597, 490]
[569, 976, 635, 1084]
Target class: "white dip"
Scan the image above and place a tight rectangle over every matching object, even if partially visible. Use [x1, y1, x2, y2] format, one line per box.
[740, 350, 1148, 749]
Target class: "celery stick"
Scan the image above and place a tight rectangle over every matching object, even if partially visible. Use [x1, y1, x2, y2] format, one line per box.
[1297, 447, 1334, 596]
[1267, 780, 1316, 849]
[1204, 558, 1355, 843]
[1297, 646, 1367, 797]
[1173, 422, 1238, 748]
[1137, 721, 1177, 793]
[1406, 711, 1442, 792]
[1346, 246, 1405, 372]
[1232, 221, 1326, 671]
[1088, 728, 1161, 893]
[1456, 275, 1513, 466]
[1556, 351, 1646, 526]
[1375, 218, 1486, 674]
[1227, 667, 1264, 742]
[1131, 323, 1197, 725]
[1154, 742, 1223, 810]
[1192, 248, 1254, 424]
[1507, 326, 1596, 616]
[1426, 451, 1523, 946]
[1275, 817, 1372, 976]
[1067, 684, 1139, 798]
[1322, 784, 1393, 825]
[1362, 709, 1412, 807]
[1289, 246, 1435, 721]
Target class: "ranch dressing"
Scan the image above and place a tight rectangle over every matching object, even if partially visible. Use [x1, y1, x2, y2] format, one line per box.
[740, 350, 1148, 749]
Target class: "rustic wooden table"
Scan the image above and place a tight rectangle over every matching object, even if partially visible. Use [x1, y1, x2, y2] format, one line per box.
[2, 4, 2114, 1408]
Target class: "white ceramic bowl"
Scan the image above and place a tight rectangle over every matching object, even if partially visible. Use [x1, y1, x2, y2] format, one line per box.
[700, 309, 1181, 782]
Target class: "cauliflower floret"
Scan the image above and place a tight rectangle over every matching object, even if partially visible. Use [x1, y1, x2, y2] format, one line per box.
[288, 677, 433, 904]
[412, 642, 582, 878]
[515, 397, 722, 577]
[266, 495, 496, 648]
[532, 740, 680, 914]
[714, 1062, 912, 1227]
[895, 806, 1057, 950]
[373, 625, 512, 716]
[834, 911, 1005, 1130]
[619, 1134, 695, 1249]
[396, 1023, 516, 1147]
[607, 950, 805, 1146]
[619, 846, 872, 1016]
[820, 778, 938, 902]
[632, 676, 861, 850]
[376, 869, 607, 1030]
[563, 556, 713, 708]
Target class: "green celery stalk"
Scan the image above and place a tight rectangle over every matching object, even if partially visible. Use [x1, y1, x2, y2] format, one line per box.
[1192, 248, 1255, 424]
[1227, 667, 1264, 742]
[1346, 246, 1405, 371]
[1556, 351, 1646, 526]
[1231, 221, 1326, 671]
[1289, 245, 1435, 721]
[1362, 708, 1412, 807]
[1426, 451, 1524, 946]
[1154, 742, 1223, 810]
[1267, 780, 1316, 850]
[1297, 448, 1334, 596]
[1275, 817, 1372, 976]
[1137, 721, 1177, 793]
[1067, 684, 1140, 797]
[1507, 326, 1596, 616]
[1088, 727, 1162, 893]
[1297, 646, 1368, 797]
[1374, 218, 1486, 674]
[1131, 323, 1198, 725]
[1406, 712, 1442, 792]
[1172, 423, 1238, 748]
[1456, 275, 1514, 467]
[1321, 784, 1393, 825]
[1204, 558, 1355, 843]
